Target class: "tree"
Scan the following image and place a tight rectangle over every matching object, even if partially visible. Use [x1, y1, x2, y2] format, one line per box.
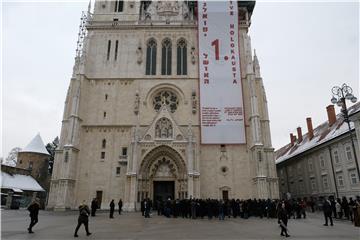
[4, 147, 22, 167]
[46, 136, 59, 174]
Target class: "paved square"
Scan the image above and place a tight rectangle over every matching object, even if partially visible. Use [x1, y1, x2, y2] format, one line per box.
[1, 210, 359, 240]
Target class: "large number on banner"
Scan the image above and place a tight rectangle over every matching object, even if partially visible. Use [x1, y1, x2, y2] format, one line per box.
[211, 39, 220, 60]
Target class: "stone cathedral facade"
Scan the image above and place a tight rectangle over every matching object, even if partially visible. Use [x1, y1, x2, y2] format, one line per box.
[47, 1, 278, 211]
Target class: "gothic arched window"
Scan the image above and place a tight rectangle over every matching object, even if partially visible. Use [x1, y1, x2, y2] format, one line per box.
[161, 39, 172, 75]
[177, 39, 187, 75]
[102, 139, 106, 149]
[155, 118, 173, 139]
[146, 39, 157, 75]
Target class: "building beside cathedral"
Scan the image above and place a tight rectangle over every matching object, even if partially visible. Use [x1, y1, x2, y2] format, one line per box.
[47, 1, 278, 211]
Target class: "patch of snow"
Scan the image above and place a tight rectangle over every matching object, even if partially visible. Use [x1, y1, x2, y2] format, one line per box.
[20, 134, 50, 155]
[0, 172, 44, 192]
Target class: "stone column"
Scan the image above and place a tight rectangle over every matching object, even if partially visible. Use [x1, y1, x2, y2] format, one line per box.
[187, 123, 194, 198]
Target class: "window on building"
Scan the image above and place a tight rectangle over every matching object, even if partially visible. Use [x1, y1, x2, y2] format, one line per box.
[288, 166, 292, 176]
[333, 150, 340, 164]
[177, 39, 187, 75]
[153, 90, 179, 112]
[337, 174, 344, 187]
[122, 147, 127, 156]
[114, 0, 124, 12]
[349, 170, 358, 185]
[114, 40, 119, 61]
[29, 161, 33, 170]
[220, 144, 226, 152]
[102, 139, 106, 149]
[101, 152, 105, 159]
[297, 163, 302, 174]
[345, 146, 353, 161]
[116, 167, 121, 175]
[257, 151, 262, 162]
[310, 178, 316, 191]
[308, 159, 313, 171]
[105, 94, 108, 100]
[146, 39, 157, 75]
[299, 180, 304, 193]
[19, 160, 22, 164]
[322, 175, 328, 189]
[320, 155, 325, 168]
[161, 38, 172, 75]
[106, 40, 111, 61]
[64, 151, 69, 162]
[103, 111, 107, 118]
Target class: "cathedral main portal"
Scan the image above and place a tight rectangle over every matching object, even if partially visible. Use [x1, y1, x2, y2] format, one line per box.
[153, 181, 175, 202]
[138, 145, 188, 202]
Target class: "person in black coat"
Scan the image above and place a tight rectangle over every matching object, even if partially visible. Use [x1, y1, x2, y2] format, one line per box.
[277, 202, 290, 237]
[74, 201, 92, 237]
[118, 199, 123, 215]
[144, 198, 151, 218]
[141, 199, 145, 216]
[109, 200, 115, 218]
[27, 198, 40, 233]
[323, 197, 334, 226]
[91, 198, 98, 217]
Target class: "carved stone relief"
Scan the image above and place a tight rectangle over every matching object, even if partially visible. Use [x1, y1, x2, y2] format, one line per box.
[155, 117, 173, 139]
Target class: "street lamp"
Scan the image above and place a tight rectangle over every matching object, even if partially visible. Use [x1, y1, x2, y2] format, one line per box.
[331, 83, 359, 181]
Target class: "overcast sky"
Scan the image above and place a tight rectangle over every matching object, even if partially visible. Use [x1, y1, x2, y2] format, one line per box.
[1, 1, 359, 158]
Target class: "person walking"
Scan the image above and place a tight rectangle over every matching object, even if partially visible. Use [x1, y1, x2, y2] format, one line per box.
[74, 200, 92, 237]
[118, 199, 123, 215]
[323, 197, 333, 226]
[110, 200, 115, 218]
[277, 202, 290, 237]
[91, 198, 98, 217]
[27, 198, 40, 234]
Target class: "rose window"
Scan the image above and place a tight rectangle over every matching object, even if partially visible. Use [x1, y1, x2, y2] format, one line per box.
[153, 90, 179, 113]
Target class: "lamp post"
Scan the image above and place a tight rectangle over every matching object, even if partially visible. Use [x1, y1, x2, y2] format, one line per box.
[330, 83, 359, 181]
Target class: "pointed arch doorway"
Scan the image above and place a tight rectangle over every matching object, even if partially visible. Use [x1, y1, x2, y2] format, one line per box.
[138, 145, 188, 205]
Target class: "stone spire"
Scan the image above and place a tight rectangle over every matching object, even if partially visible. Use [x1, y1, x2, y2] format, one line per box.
[87, 0, 91, 13]
[253, 49, 261, 78]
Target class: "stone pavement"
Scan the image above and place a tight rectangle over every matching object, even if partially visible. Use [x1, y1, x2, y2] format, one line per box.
[1, 209, 359, 240]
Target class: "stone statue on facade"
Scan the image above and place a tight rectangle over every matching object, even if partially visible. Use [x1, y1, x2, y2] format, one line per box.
[136, 44, 143, 64]
[134, 91, 140, 115]
[191, 47, 196, 64]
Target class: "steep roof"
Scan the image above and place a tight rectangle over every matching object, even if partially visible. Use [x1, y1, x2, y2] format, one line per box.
[0, 171, 44, 192]
[275, 102, 360, 165]
[20, 133, 50, 155]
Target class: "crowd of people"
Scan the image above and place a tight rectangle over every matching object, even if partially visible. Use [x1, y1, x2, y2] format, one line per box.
[24, 195, 360, 238]
[139, 196, 360, 225]
[142, 198, 281, 219]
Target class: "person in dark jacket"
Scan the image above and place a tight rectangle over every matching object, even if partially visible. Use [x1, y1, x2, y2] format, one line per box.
[110, 200, 115, 218]
[91, 198, 98, 217]
[27, 198, 40, 233]
[118, 199, 123, 215]
[323, 197, 333, 226]
[277, 202, 290, 237]
[144, 198, 151, 218]
[74, 201, 92, 237]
